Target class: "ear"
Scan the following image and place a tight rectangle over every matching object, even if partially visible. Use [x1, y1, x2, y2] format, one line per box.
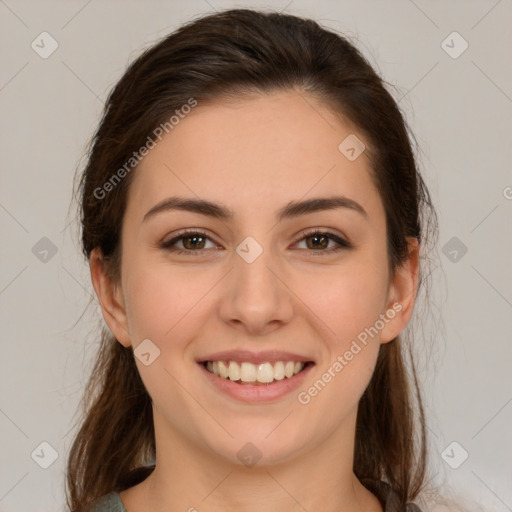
[380, 237, 420, 343]
[89, 248, 132, 347]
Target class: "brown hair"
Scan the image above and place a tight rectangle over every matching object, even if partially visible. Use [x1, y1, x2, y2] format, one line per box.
[67, 8, 437, 511]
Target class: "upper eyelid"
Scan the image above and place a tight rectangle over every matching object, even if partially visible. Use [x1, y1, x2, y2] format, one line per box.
[162, 228, 215, 244]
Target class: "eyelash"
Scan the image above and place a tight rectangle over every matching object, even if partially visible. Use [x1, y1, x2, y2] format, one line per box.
[160, 228, 353, 256]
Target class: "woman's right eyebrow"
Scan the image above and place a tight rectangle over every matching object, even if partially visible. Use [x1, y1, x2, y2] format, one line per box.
[142, 195, 368, 223]
[142, 197, 231, 222]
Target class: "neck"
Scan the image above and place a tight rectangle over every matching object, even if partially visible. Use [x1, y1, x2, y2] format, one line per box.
[120, 408, 383, 512]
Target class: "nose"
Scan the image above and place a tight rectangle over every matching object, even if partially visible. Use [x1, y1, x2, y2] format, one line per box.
[218, 242, 294, 336]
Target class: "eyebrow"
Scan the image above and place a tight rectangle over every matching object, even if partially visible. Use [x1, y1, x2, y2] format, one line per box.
[142, 195, 368, 223]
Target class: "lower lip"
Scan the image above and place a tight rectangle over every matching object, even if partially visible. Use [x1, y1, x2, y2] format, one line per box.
[199, 363, 314, 403]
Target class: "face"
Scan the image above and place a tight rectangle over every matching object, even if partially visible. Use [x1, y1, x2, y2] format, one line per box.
[92, 89, 417, 468]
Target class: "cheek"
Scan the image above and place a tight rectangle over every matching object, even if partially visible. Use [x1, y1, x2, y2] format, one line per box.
[299, 260, 390, 348]
[292, 256, 388, 404]
[122, 261, 213, 425]
[123, 256, 214, 342]
[294, 265, 387, 425]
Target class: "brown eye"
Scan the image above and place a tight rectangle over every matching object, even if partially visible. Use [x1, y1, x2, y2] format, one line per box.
[160, 230, 217, 255]
[295, 230, 352, 253]
[181, 234, 207, 250]
[305, 233, 330, 250]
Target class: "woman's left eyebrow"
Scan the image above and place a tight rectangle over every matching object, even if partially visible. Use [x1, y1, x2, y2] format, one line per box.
[142, 195, 368, 223]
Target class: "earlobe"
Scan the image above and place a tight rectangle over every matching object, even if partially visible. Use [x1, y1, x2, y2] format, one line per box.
[380, 238, 420, 343]
[89, 248, 132, 347]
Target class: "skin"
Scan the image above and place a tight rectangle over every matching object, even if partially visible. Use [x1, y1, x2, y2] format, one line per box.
[90, 89, 419, 512]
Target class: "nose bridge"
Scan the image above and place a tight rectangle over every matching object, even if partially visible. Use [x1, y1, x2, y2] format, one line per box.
[219, 234, 293, 333]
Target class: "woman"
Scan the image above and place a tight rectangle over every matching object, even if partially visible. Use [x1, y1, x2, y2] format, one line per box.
[66, 8, 438, 512]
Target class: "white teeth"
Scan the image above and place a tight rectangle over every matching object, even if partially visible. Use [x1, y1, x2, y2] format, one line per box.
[274, 361, 285, 380]
[205, 360, 306, 383]
[228, 361, 241, 381]
[257, 362, 274, 383]
[240, 362, 257, 382]
[218, 360, 229, 378]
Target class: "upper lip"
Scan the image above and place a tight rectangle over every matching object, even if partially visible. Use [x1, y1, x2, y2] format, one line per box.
[198, 350, 314, 365]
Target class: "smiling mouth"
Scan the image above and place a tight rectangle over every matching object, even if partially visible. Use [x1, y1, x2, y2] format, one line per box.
[202, 360, 313, 385]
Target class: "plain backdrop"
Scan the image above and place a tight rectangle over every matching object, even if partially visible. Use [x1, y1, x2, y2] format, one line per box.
[0, 1, 511, 511]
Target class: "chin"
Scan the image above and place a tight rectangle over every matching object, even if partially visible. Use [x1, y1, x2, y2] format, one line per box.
[202, 424, 312, 469]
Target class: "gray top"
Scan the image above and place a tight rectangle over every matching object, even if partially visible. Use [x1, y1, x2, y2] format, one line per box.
[86, 492, 126, 512]
[87, 481, 422, 512]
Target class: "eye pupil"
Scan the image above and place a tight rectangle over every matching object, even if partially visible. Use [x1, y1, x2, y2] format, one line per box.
[184, 235, 206, 250]
[307, 234, 328, 250]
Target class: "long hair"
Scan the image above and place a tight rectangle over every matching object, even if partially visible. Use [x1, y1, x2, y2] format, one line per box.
[67, 8, 437, 510]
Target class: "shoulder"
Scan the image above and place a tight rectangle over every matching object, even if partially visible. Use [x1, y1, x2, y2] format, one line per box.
[85, 492, 127, 512]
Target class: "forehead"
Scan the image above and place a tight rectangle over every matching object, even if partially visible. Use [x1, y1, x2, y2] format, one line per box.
[127, 90, 383, 222]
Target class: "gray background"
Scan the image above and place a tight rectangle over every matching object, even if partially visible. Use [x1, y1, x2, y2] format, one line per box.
[1, 1, 511, 511]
